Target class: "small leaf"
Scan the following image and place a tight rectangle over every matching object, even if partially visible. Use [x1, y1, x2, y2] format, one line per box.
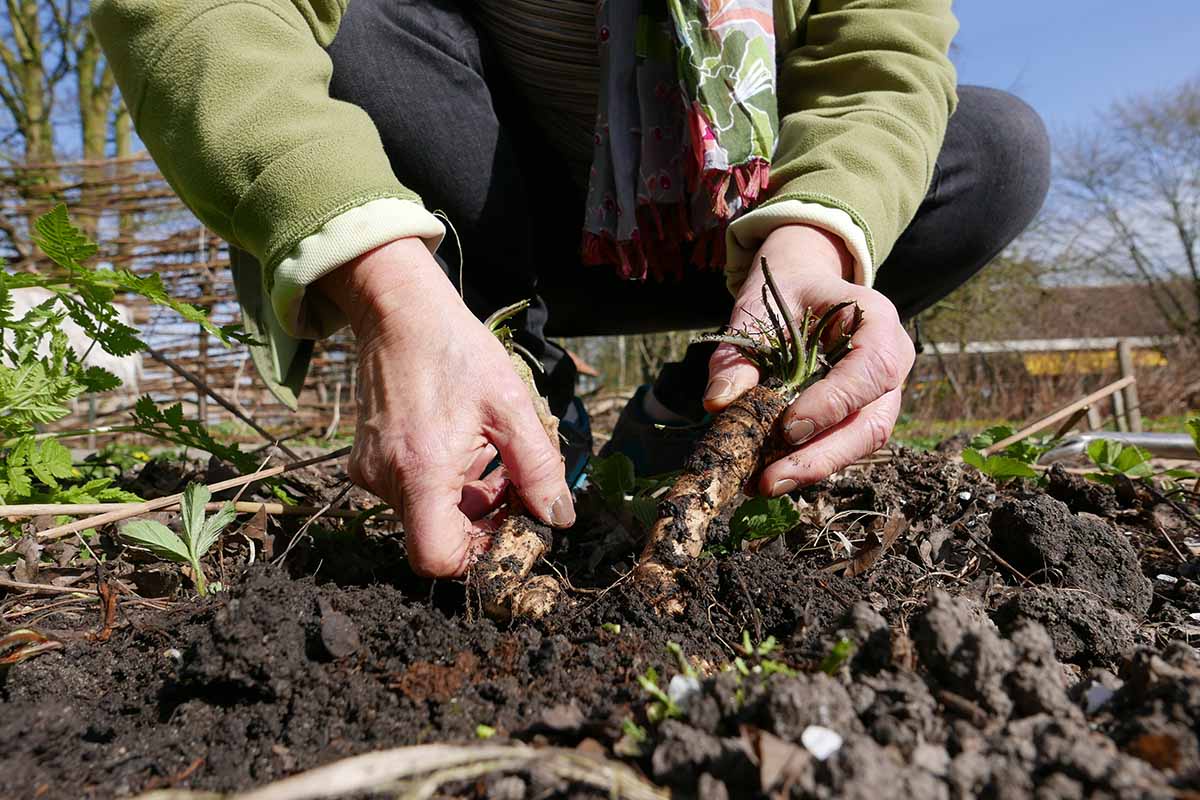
[588, 453, 636, 503]
[629, 496, 659, 530]
[1187, 418, 1200, 455]
[963, 448, 1037, 481]
[196, 502, 237, 557]
[729, 495, 801, 544]
[968, 425, 1016, 450]
[820, 638, 855, 675]
[33, 205, 98, 270]
[120, 520, 190, 563]
[978, 456, 1039, 480]
[962, 448, 986, 469]
[180, 483, 212, 556]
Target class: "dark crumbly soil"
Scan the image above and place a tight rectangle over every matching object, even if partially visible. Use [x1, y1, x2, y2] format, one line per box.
[2, 450, 1198, 799]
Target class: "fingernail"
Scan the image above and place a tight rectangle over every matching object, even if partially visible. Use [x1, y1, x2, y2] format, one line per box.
[772, 479, 798, 496]
[704, 377, 733, 404]
[549, 493, 575, 528]
[784, 418, 816, 446]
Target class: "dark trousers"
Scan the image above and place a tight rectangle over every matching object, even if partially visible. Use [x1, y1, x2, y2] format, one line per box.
[327, 0, 1051, 415]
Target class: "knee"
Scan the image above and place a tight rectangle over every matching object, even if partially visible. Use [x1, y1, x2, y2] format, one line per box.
[952, 87, 1052, 224]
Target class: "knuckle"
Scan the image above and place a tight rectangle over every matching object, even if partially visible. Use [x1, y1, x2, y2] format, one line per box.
[819, 380, 858, 425]
[518, 442, 565, 487]
[863, 413, 894, 454]
[864, 344, 906, 392]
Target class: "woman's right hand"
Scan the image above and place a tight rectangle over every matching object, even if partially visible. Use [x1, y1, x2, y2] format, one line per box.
[317, 238, 575, 577]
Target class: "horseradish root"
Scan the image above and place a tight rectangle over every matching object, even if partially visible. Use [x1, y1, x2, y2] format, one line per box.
[635, 259, 862, 612]
[471, 301, 567, 621]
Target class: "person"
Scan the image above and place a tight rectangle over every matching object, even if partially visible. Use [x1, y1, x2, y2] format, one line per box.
[94, 0, 1050, 579]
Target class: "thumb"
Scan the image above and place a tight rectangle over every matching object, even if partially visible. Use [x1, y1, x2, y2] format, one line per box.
[487, 386, 575, 529]
[704, 343, 761, 414]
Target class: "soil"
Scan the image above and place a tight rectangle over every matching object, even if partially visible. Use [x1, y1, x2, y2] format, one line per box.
[2, 449, 1199, 799]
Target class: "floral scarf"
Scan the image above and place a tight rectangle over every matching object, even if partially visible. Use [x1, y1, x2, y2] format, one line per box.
[582, 0, 778, 281]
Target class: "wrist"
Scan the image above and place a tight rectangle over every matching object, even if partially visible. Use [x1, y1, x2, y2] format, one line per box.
[760, 224, 854, 282]
[315, 237, 442, 334]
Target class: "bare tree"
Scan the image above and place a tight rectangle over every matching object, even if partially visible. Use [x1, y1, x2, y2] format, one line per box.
[0, 0, 72, 164]
[1056, 77, 1200, 338]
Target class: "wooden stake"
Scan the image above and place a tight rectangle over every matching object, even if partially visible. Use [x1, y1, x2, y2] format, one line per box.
[1116, 339, 1143, 433]
[981, 376, 1136, 457]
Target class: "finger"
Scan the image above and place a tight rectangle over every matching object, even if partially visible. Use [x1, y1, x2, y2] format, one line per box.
[402, 467, 487, 578]
[485, 380, 575, 529]
[779, 307, 913, 446]
[465, 443, 498, 482]
[760, 388, 902, 494]
[460, 465, 510, 521]
[704, 343, 761, 413]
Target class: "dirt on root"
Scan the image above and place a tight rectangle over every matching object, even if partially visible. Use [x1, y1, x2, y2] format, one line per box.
[1, 450, 1199, 799]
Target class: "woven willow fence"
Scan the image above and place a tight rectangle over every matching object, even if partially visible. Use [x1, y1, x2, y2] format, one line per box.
[1, 154, 357, 443]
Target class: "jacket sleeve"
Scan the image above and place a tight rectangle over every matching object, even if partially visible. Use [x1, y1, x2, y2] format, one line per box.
[726, 0, 958, 291]
[91, 0, 444, 344]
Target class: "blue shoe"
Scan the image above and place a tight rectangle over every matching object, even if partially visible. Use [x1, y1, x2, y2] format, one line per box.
[598, 385, 710, 477]
[559, 396, 593, 488]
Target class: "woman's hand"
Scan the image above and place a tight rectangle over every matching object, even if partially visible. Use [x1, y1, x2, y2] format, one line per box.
[317, 238, 575, 577]
[705, 224, 914, 495]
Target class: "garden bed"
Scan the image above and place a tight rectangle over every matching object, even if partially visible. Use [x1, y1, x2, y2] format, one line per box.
[2, 450, 1198, 799]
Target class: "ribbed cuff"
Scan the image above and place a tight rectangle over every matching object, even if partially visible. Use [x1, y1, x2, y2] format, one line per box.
[271, 198, 446, 339]
[725, 199, 875, 294]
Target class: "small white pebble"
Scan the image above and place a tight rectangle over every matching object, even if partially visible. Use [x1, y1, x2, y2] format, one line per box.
[668, 674, 701, 711]
[1156, 574, 1179, 584]
[801, 725, 843, 761]
[958, 491, 972, 502]
[985, 493, 997, 503]
[1189, 613, 1200, 622]
[1084, 683, 1115, 714]
[162, 648, 183, 667]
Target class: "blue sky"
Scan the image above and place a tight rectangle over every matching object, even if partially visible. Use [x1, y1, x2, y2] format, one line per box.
[952, 0, 1200, 137]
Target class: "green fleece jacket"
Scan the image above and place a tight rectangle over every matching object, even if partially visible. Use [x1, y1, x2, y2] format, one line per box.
[92, 0, 957, 406]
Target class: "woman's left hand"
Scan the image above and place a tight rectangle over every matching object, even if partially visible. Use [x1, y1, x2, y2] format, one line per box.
[704, 224, 915, 496]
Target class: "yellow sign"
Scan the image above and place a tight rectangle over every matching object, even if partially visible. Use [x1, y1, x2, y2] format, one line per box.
[1022, 349, 1167, 376]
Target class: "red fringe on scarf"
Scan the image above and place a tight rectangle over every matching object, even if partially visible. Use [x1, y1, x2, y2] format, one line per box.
[581, 158, 770, 282]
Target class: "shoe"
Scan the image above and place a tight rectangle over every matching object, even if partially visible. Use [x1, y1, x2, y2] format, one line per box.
[598, 385, 710, 477]
[559, 396, 594, 488]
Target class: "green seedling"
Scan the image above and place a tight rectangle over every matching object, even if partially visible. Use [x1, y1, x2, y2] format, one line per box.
[1085, 437, 1198, 488]
[636, 642, 698, 723]
[820, 638, 855, 675]
[475, 724, 497, 740]
[621, 718, 648, 744]
[586, 452, 676, 531]
[119, 483, 236, 596]
[1085, 439, 1154, 483]
[730, 632, 797, 679]
[614, 718, 650, 758]
[960, 425, 1058, 483]
[602, 622, 622, 635]
[636, 666, 681, 723]
[711, 495, 802, 555]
